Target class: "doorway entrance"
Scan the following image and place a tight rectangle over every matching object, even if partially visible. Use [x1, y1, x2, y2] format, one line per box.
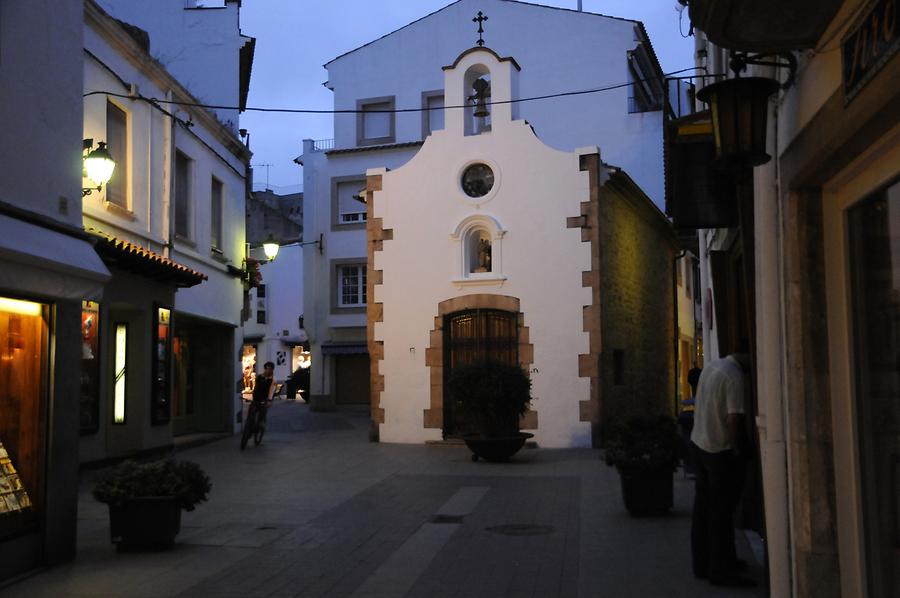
[442, 309, 518, 436]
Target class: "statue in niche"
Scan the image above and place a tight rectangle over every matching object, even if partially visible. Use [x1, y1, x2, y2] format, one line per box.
[473, 237, 492, 273]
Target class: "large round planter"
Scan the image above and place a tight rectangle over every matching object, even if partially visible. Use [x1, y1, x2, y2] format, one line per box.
[617, 465, 674, 516]
[463, 432, 534, 462]
[108, 496, 182, 551]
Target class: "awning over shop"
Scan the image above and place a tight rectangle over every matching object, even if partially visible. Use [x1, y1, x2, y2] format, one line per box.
[87, 229, 207, 288]
[0, 214, 110, 301]
[321, 342, 368, 355]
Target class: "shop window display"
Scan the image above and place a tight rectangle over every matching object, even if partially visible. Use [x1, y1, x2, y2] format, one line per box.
[241, 344, 257, 395]
[152, 306, 172, 425]
[80, 301, 100, 434]
[0, 297, 48, 537]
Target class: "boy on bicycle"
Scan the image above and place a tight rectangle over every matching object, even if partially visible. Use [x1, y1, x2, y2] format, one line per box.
[252, 361, 276, 429]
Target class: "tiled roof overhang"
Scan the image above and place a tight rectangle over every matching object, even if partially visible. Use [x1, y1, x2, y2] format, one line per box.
[325, 141, 424, 156]
[87, 230, 207, 288]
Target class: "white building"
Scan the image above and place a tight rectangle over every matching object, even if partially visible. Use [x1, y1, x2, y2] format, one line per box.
[80, 0, 251, 460]
[299, 0, 674, 412]
[94, 0, 254, 131]
[0, 1, 110, 580]
[365, 45, 677, 447]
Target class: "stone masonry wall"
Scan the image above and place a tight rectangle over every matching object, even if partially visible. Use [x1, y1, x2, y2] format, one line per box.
[598, 172, 676, 442]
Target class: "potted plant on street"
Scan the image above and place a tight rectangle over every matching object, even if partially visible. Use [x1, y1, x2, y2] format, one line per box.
[604, 415, 680, 516]
[93, 459, 211, 550]
[446, 361, 534, 462]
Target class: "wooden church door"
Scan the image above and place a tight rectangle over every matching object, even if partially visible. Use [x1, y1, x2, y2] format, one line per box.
[443, 309, 518, 436]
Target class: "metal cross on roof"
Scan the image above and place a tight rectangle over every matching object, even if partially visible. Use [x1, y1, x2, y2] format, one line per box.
[473, 11, 488, 47]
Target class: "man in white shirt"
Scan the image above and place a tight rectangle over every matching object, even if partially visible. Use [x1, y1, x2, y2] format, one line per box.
[690, 347, 754, 587]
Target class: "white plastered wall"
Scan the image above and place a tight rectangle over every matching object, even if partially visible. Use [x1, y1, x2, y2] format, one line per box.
[370, 49, 593, 447]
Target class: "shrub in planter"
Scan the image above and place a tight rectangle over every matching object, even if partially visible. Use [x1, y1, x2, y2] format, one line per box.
[604, 415, 679, 516]
[94, 459, 211, 550]
[446, 361, 534, 461]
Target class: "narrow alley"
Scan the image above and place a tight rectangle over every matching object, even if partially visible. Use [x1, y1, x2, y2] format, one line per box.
[5, 402, 764, 598]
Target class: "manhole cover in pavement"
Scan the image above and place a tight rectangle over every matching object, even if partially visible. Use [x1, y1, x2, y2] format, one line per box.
[485, 524, 554, 536]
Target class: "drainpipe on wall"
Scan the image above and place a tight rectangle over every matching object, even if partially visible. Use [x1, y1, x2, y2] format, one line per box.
[163, 89, 176, 258]
[767, 74, 795, 598]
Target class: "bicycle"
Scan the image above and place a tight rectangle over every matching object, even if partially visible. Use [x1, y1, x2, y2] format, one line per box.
[240, 399, 268, 450]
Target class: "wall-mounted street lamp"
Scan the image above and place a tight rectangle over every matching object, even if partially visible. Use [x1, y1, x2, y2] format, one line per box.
[697, 77, 778, 167]
[696, 52, 794, 167]
[262, 234, 280, 261]
[82, 139, 116, 197]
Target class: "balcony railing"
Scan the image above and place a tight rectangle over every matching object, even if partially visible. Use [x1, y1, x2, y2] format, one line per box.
[312, 138, 335, 152]
[663, 73, 726, 121]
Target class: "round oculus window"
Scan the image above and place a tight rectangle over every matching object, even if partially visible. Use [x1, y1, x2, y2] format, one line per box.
[461, 163, 494, 198]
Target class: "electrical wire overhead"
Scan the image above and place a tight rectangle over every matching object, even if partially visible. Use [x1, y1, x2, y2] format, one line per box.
[83, 67, 708, 115]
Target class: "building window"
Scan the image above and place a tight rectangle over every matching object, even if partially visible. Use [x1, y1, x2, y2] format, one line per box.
[113, 323, 128, 424]
[338, 264, 367, 307]
[0, 296, 48, 536]
[338, 181, 367, 224]
[175, 150, 192, 239]
[627, 47, 663, 113]
[257, 284, 266, 298]
[613, 349, 625, 385]
[106, 101, 128, 208]
[256, 310, 267, 324]
[331, 176, 367, 229]
[422, 91, 445, 138]
[151, 306, 172, 425]
[211, 178, 223, 251]
[80, 301, 100, 435]
[356, 96, 395, 146]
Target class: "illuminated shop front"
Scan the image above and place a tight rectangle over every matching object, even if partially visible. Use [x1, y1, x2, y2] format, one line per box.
[241, 343, 257, 393]
[0, 297, 47, 537]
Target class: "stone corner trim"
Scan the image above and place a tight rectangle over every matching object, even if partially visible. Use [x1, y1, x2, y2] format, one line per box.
[576, 153, 602, 426]
[366, 173, 387, 426]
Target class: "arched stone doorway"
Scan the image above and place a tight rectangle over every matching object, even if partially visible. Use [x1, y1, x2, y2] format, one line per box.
[423, 294, 536, 437]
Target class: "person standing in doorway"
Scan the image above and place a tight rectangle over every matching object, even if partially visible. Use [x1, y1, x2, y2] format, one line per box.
[690, 343, 754, 587]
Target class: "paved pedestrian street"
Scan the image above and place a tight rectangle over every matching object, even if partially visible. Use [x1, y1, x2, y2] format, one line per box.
[5, 402, 766, 597]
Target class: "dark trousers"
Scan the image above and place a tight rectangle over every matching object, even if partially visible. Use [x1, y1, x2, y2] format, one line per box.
[690, 442, 745, 581]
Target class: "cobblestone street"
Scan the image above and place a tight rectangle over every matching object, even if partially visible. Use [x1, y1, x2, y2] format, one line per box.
[5, 402, 766, 597]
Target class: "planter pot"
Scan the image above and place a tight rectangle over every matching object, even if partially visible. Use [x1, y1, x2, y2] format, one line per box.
[108, 496, 182, 551]
[463, 432, 534, 462]
[617, 465, 673, 516]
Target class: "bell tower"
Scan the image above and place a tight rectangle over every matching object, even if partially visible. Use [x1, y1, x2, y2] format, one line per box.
[442, 45, 521, 138]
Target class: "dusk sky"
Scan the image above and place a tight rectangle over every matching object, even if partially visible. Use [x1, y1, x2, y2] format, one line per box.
[238, 1, 695, 191]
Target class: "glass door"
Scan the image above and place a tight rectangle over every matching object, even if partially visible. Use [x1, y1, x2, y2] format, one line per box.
[847, 180, 900, 598]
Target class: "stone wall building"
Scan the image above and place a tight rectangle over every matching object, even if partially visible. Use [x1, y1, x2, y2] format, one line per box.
[671, 1, 900, 595]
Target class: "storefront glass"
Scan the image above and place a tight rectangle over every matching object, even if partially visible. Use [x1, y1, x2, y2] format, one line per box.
[80, 301, 100, 434]
[848, 180, 900, 598]
[241, 344, 257, 394]
[152, 306, 172, 425]
[0, 297, 48, 538]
